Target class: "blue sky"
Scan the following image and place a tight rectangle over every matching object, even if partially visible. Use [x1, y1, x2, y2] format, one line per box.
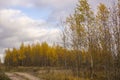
[11, 6, 52, 20]
[0, 0, 114, 62]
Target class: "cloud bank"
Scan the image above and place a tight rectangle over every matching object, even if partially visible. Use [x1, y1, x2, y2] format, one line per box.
[0, 9, 60, 60]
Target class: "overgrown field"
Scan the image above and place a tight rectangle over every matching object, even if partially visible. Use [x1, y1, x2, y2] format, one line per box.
[0, 68, 11, 80]
[5, 67, 117, 80]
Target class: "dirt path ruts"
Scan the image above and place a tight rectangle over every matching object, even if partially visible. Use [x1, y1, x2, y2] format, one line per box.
[5, 72, 26, 80]
[6, 72, 42, 80]
[15, 72, 41, 80]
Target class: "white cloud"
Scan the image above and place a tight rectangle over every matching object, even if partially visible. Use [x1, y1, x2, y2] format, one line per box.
[0, 9, 60, 54]
[0, 0, 33, 8]
[0, 0, 77, 21]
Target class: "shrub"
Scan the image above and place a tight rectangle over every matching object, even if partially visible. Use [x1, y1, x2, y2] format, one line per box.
[0, 69, 11, 80]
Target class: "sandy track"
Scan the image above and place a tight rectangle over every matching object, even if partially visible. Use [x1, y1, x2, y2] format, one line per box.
[15, 72, 41, 80]
[5, 72, 26, 80]
[6, 72, 42, 80]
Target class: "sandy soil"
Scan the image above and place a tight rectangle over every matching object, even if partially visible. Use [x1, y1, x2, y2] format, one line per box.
[6, 72, 42, 80]
[5, 72, 26, 80]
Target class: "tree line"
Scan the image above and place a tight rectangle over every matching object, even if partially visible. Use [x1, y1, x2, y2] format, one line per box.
[4, 0, 120, 80]
[61, 0, 120, 80]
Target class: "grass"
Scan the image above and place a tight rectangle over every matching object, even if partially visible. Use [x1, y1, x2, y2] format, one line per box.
[34, 68, 90, 80]
[4, 66, 110, 80]
[0, 69, 11, 80]
[0, 65, 11, 80]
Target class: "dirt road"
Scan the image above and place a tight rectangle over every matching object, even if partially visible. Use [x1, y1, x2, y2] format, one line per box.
[5, 72, 42, 80]
[5, 72, 26, 80]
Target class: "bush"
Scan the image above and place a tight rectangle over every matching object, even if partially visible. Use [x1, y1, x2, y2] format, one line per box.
[0, 69, 11, 80]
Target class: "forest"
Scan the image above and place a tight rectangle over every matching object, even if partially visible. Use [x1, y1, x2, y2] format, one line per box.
[3, 0, 120, 80]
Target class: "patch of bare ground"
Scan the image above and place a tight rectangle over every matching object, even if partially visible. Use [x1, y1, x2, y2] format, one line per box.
[6, 72, 42, 80]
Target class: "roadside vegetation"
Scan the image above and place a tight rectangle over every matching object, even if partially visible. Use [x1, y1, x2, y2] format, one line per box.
[0, 67, 11, 80]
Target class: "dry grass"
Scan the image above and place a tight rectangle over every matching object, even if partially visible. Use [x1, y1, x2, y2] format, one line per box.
[35, 68, 90, 80]
[0, 69, 11, 80]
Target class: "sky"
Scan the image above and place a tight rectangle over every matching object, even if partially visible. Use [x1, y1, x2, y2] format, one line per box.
[0, 0, 113, 62]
